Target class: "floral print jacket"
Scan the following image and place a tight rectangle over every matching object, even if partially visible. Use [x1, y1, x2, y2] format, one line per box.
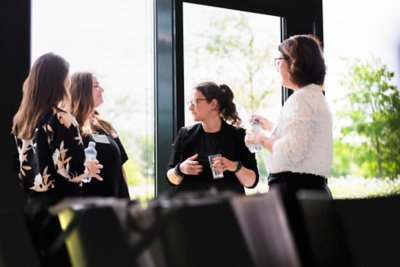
[15, 107, 86, 195]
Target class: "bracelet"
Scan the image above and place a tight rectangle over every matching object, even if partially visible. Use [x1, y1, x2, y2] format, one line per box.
[234, 161, 243, 173]
[174, 163, 184, 178]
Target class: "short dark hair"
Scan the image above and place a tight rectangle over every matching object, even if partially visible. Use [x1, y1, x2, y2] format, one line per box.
[278, 34, 326, 87]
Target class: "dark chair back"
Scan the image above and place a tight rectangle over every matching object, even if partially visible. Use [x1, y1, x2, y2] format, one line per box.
[230, 188, 302, 267]
[154, 191, 254, 267]
[297, 191, 400, 267]
[297, 191, 353, 267]
[334, 194, 400, 267]
[54, 199, 131, 267]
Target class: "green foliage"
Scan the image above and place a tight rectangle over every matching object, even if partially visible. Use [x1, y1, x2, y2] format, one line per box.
[134, 134, 155, 179]
[248, 176, 400, 199]
[202, 13, 278, 115]
[331, 138, 354, 177]
[118, 131, 147, 185]
[337, 56, 400, 179]
[123, 159, 145, 185]
[329, 176, 400, 199]
[118, 131, 155, 202]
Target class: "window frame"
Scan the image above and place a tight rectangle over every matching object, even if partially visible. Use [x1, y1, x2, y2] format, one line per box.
[154, 0, 323, 195]
[2, 0, 323, 199]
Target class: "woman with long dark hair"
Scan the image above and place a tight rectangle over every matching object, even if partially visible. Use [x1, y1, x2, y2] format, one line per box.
[69, 72, 130, 198]
[12, 53, 102, 266]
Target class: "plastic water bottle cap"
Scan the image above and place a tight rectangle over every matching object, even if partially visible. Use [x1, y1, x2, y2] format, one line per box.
[88, 141, 96, 148]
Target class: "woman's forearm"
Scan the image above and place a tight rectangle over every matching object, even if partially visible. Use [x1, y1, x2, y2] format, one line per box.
[261, 135, 275, 152]
[235, 167, 257, 188]
[167, 168, 184, 185]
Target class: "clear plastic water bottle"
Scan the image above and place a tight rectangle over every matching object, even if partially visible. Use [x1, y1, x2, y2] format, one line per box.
[83, 141, 97, 183]
[248, 119, 262, 153]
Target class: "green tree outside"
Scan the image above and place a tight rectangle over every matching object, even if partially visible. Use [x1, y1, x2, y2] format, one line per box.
[334, 56, 400, 179]
[203, 14, 278, 114]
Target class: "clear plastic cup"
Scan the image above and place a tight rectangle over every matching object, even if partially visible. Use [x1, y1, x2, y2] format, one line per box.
[208, 154, 224, 179]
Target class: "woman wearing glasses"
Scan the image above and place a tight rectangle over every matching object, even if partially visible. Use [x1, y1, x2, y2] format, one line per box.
[245, 34, 332, 266]
[246, 34, 332, 195]
[166, 81, 259, 194]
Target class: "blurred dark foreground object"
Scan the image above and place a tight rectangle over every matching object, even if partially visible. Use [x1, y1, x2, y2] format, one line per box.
[297, 191, 400, 267]
[49, 188, 301, 267]
[49, 189, 400, 267]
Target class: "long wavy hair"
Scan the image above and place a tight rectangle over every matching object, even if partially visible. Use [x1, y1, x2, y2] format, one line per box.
[69, 72, 117, 138]
[12, 53, 70, 139]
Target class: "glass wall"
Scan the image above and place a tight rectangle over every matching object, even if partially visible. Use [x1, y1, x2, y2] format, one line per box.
[31, 0, 400, 199]
[32, 0, 155, 201]
[323, 0, 400, 197]
[183, 3, 281, 193]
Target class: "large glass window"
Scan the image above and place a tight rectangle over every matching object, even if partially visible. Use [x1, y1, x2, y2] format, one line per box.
[32, 0, 155, 202]
[183, 3, 281, 193]
[323, 0, 400, 198]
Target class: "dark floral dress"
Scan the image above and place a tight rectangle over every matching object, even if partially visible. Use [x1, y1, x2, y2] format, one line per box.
[15, 107, 86, 196]
[14, 107, 86, 266]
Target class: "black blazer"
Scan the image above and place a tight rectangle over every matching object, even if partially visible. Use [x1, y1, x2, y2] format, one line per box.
[167, 121, 259, 194]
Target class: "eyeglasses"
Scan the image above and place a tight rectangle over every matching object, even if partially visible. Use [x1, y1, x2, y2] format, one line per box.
[274, 57, 288, 68]
[187, 98, 208, 107]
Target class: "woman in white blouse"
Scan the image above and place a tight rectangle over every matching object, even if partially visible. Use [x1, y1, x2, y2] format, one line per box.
[245, 33, 333, 267]
[245, 34, 333, 197]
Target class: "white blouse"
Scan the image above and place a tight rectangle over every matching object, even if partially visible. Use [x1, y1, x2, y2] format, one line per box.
[267, 83, 333, 177]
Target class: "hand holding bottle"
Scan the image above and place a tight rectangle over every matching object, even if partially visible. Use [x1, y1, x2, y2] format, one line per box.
[245, 118, 263, 153]
[83, 141, 103, 182]
[249, 114, 274, 132]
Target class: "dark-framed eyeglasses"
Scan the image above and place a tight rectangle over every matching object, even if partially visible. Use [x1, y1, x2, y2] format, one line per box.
[274, 57, 288, 68]
[187, 98, 208, 107]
